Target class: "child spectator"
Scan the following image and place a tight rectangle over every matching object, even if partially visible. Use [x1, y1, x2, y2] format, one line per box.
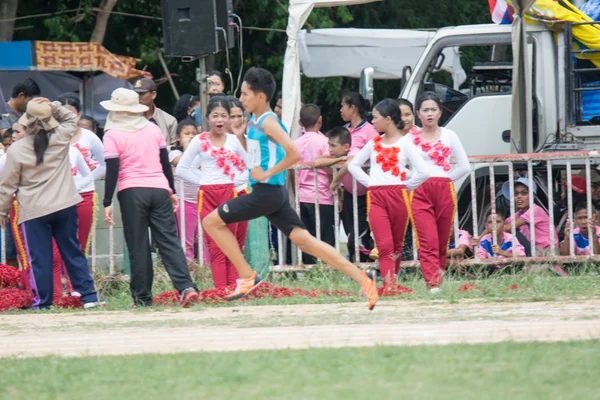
[447, 228, 473, 259]
[560, 202, 600, 256]
[314, 127, 374, 262]
[501, 177, 566, 275]
[294, 104, 335, 264]
[2, 129, 14, 149]
[169, 119, 202, 265]
[478, 211, 526, 267]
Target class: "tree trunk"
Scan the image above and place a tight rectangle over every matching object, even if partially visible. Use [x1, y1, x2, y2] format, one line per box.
[0, 0, 19, 42]
[90, 0, 118, 44]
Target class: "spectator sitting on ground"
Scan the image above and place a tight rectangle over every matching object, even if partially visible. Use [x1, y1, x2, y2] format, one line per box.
[447, 228, 473, 259]
[133, 77, 178, 146]
[560, 202, 600, 256]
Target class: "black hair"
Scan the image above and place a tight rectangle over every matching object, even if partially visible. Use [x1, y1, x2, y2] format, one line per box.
[57, 93, 82, 113]
[341, 92, 370, 120]
[3, 129, 14, 140]
[206, 97, 231, 117]
[276, 91, 282, 101]
[243, 67, 276, 101]
[173, 119, 198, 151]
[574, 202, 588, 214]
[207, 70, 223, 78]
[374, 98, 405, 131]
[173, 94, 199, 122]
[416, 91, 442, 111]
[486, 210, 506, 221]
[299, 104, 321, 128]
[79, 115, 98, 132]
[226, 95, 243, 111]
[11, 78, 41, 99]
[326, 126, 351, 147]
[34, 130, 50, 165]
[397, 98, 414, 113]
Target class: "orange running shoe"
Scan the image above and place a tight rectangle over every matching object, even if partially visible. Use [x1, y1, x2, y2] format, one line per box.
[225, 271, 262, 301]
[360, 270, 378, 310]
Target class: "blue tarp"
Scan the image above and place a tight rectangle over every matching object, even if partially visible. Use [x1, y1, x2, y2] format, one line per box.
[0, 41, 33, 70]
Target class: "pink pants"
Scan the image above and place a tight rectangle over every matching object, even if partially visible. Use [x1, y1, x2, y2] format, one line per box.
[367, 186, 409, 286]
[176, 200, 199, 263]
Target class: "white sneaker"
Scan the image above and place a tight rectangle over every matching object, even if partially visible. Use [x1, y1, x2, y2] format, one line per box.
[83, 300, 106, 309]
[429, 288, 441, 295]
[70, 291, 81, 297]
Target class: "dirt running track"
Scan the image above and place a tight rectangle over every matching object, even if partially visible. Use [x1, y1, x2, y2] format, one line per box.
[2, 299, 600, 358]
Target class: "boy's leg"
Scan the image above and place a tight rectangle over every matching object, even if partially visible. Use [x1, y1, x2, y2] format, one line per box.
[340, 190, 356, 261]
[356, 194, 374, 262]
[319, 204, 336, 248]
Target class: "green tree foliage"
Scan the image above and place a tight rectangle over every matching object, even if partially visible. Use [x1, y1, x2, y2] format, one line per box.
[11, 0, 493, 126]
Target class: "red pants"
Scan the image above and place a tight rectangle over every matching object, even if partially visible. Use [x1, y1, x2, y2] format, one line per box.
[52, 191, 95, 298]
[236, 188, 250, 251]
[199, 184, 238, 288]
[411, 178, 456, 289]
[367, 186, 409, 285]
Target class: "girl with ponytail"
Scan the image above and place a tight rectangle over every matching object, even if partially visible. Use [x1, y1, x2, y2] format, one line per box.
[348, 98, 429, 291]
[0, 98, 102, 309]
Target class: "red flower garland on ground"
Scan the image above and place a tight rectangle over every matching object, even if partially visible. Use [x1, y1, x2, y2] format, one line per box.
[153, 283, 376, 306]
[412, 131, 452, 171]
[198, 133, 246, 180]
[372, 136, 407, 180]
[0, 288, 33, 311]
[378, 284, 414, 297]
[53, 296, 85, 309]
[0, 264, 20, 288]
[456, 283, 484, 293]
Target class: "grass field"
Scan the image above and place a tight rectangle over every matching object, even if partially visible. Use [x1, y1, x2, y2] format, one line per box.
[1, 341, 599, 399]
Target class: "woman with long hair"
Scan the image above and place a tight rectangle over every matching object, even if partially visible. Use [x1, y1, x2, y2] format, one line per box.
[176, 97, 248, 289]
[0, 98, 102, 309]
[408, 92, 470, 292]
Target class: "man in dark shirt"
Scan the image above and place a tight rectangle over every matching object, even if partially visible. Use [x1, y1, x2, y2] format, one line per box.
[0, 78, 41, 130]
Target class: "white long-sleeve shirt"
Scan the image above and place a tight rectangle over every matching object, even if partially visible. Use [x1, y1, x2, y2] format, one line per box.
[169, 148, 201, 204]
[406, 127, 470, 182]
[71, 128, 106, 193]
[69, 145, 93, 192]
[176, 133, 247, 186]
[348, 135, 429, 191]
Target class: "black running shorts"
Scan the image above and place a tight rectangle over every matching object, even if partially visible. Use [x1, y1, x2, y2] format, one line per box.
[218, 183, 305, 237]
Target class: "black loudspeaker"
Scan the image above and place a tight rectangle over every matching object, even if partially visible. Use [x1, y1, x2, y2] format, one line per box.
[162, 0, 218, 57]
[216, 0, 235, 50]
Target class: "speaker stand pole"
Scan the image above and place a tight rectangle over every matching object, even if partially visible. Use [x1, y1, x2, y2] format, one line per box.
[196, 56, 209, 132]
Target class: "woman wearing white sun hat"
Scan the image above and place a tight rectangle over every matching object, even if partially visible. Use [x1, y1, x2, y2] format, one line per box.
[101, 88, 200, 307]
[0, 98, 103, 310]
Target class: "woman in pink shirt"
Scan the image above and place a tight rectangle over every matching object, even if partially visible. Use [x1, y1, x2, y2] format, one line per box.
[101, 88, 199, 308]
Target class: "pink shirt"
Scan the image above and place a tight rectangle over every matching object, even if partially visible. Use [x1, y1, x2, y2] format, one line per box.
[572, 226, 600, 255]
[103, 123, 170, 192]
[506, 204, 559, 249]
[294, 131, 334, 205]
[347, 120, 379, 152]
[450, 229, 473, 251]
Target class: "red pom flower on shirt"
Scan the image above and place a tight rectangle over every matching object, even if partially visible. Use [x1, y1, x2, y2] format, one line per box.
[372, 136, 405, 178]
[412, 130, 452, 171]
[198, 133, 246, 180]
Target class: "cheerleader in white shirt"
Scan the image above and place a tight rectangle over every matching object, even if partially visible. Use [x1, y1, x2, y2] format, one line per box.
[175, 98, 248, 288]
[407, 92, 470, 292]
[348, 99, 429, 289]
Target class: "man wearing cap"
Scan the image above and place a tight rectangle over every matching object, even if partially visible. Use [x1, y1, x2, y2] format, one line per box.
[0, 98, 103, 309]
[133, 78, 178, 146]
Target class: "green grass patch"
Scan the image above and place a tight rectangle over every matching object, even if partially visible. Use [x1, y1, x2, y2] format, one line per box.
[1, 341, 599, 399]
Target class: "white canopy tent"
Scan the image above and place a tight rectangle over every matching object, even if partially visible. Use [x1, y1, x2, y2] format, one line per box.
[283, 0, 382, 139]
[298, 28, 465, 85]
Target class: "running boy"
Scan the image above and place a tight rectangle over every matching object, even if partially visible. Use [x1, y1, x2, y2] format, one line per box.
[202, 67, 378, 309]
